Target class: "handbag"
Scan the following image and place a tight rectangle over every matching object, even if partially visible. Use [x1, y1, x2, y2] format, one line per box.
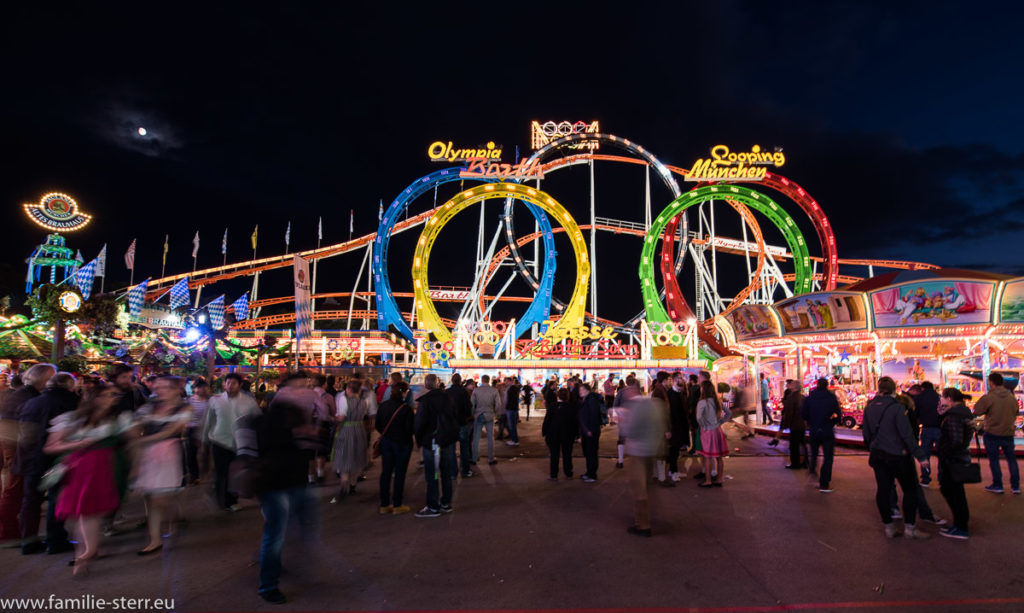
[947, 425, 983, 484]
[371, 404, 403, 459]
[39, 461, 68, 491]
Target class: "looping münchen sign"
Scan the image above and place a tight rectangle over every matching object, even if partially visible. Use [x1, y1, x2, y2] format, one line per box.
[684, 145, 785, 182]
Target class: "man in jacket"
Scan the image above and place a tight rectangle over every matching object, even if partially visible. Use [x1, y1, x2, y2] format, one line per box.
[665, 372, 689, 481]
[447, 374, 474, 478]
[470, 374, 500, 466]
[504, 377, 521, 447]
[0, 363, 55, 541]
[203, 373, 261, 511]
[913, 381, 942, 486]
[862, 376, 930, 539]
[414, 374, 456, 517]
[778, 380, 807, 469]
[801, 378, 841, 492]
[973, 372, 1020, 494]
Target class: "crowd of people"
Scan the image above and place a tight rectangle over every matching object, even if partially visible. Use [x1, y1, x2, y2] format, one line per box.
[0, 362, 1019, 604]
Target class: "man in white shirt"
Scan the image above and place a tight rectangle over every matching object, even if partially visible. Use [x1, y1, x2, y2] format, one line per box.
[203, 373, 260, 511]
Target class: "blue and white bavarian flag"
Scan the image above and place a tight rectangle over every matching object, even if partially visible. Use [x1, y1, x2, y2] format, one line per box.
[128, 279, 149, 318]
[208, 295, 226, 330]
[74, 259, 97, 300]
[168, 277, 190, 309]
[231, 292, 249, 320]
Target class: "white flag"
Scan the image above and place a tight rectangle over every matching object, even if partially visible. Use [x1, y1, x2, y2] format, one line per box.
[221, 228, 228, 255]
[349, 210, 354, 235]
[192, 232, 200, 258]
[96, 244, 107, 277]
[318, 217, 322, 241]
[285, 221, 291, 248]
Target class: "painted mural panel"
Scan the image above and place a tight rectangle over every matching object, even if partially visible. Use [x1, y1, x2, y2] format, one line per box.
[725, 305, 780, 341]
[775, 292, 867, 335]
[871, 280, 995, 328]
[1000, 278, 1024, 323]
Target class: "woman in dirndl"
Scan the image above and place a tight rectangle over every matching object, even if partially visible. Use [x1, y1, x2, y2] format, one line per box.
[330, 380, 369, 503]
[696, 379, 729, 488]
[131, 375, 191, 556]
[44, 384, 133, 575]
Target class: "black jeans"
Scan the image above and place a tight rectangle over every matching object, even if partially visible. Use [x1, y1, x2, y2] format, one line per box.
[667, 431, 688, 473]
[809, 430, 835, 488]
[869, 449, 920, 524]
[19, 472, 68, 546]
[939, 459, 969, 531]
[789, 429, 806, 467]
[184, 427, 202, 483]
[548, 439, 574, 478]
[581, 435, 599, 478]
[378, 438, 412, 507]
[211, 444, 237, 510]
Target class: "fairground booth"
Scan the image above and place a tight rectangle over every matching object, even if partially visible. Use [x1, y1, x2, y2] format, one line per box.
[715, 270, 1024, 436]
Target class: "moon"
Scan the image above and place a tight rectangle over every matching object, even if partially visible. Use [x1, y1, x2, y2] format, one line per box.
[137, 127, 147, 136]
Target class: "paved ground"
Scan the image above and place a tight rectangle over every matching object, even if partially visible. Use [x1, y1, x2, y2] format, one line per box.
[2, 419, 1024, 613]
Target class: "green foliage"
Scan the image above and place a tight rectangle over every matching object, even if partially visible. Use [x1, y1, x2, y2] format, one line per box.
[56, 354, 88, 374]
[25, 284, 119, 335]
[717, 382, 731, 394]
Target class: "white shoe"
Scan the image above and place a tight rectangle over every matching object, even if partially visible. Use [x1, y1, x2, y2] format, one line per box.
[669, 472, 682, 482]
[884, 523, 903, 539]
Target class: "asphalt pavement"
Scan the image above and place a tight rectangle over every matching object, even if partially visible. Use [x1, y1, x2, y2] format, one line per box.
[2, 418, 1023, 613]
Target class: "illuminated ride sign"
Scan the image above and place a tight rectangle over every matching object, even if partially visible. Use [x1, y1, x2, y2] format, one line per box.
[530, 121, 600, 150]
[428, 289, 471, 301]
[520, 322, 639, 359]
[460, 157, 543, 180]
[23, 193, 93, 232]
[427, 141, 502, 163]
[684, 145, 786, 182]
[58, 291, 82, 314]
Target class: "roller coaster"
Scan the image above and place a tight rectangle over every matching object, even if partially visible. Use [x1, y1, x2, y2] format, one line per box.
[142, 129, 939, 358]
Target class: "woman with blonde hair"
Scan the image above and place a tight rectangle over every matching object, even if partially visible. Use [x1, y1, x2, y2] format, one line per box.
[696, 380, 728, 488]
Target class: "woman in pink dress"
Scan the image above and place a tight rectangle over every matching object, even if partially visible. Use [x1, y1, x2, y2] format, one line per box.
[131, 375, 191, 556]
[45, 384, 133, 574]
[696, 380, 729, 488]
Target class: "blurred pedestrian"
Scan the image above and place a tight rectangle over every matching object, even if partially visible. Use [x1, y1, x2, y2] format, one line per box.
[203, 373, 260, 512]
[132, 375, 192, 555]
[331, 380, 369, 502]
[184, 378, 211, 485]
[618, 383, 667, 536]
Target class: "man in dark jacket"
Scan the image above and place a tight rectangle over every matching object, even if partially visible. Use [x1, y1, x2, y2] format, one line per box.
[504, 377, 521, 447]
[913, 381, 941, 486]
[665, 372, 689, 481]
[446, 374, 474, 479]
[414, 374, 456, 518]
[0, 363, 55, 541]
[778, 380, 806, 469]
[578, 383, 603, 482]
[801, 378, 841, 492]
[256, 387, 319, 604]
[15, 372, 78, 554]
[109, 363, 147, 415]
[686, 373, 703, 455]
[862, 376, 930, 539]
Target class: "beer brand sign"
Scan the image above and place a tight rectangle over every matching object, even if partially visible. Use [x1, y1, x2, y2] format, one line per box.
[684, 145, 785, 182]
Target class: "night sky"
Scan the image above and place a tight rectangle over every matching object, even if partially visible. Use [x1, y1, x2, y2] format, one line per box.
[4, 3, 1023, 324]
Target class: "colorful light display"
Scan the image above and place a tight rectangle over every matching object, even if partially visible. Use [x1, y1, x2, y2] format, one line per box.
[23, 193, 92, 232]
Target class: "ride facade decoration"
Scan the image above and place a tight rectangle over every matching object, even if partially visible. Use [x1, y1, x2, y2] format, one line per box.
[412, 182, 590, 343]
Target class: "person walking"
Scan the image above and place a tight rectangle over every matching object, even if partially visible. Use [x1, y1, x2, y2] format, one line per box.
[862, 376, 930, 539]
[543, 388, 578, 481]
[521, 383, 534, 422]
[413, 374, 457, 518]
[972, 372, 1020, 495]
[0, 363, 55, 541]
[470, 374, 500, 466]
[184, 378, 211, 485]
[618, 383, 667, 536]
[203, 373, 260, 512]
[696, 380, 728, 488]
[256, 377, 320, 604]
[331, 380, 370, 502]
[802, 378, 841, 492]
[132, 376, 192, 556]
[14, 372, 78, 555]
[578, 383, 603, 482]
[376, 382, 414, 515]
[778, 380, 807, 469]
[936, 388, 975, 540]
[447, 374, 474, 478]
[45, 384, 133, 575]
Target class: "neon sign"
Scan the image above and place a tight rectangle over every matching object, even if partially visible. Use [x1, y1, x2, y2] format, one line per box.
[428, 289, 471, 301]
[519, 322, 638, 359]
[684, 145, 785, 182]
[531, 121, 600, 150]
[23, 193, 93, 232]
[461, 158, 543, 180]
[427, 141, 502, 163]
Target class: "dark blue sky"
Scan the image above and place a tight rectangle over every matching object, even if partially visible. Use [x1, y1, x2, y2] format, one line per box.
[3, 2, 1023, 319]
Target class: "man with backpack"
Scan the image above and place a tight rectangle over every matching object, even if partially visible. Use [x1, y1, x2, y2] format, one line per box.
[414, 374, 458, 518]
